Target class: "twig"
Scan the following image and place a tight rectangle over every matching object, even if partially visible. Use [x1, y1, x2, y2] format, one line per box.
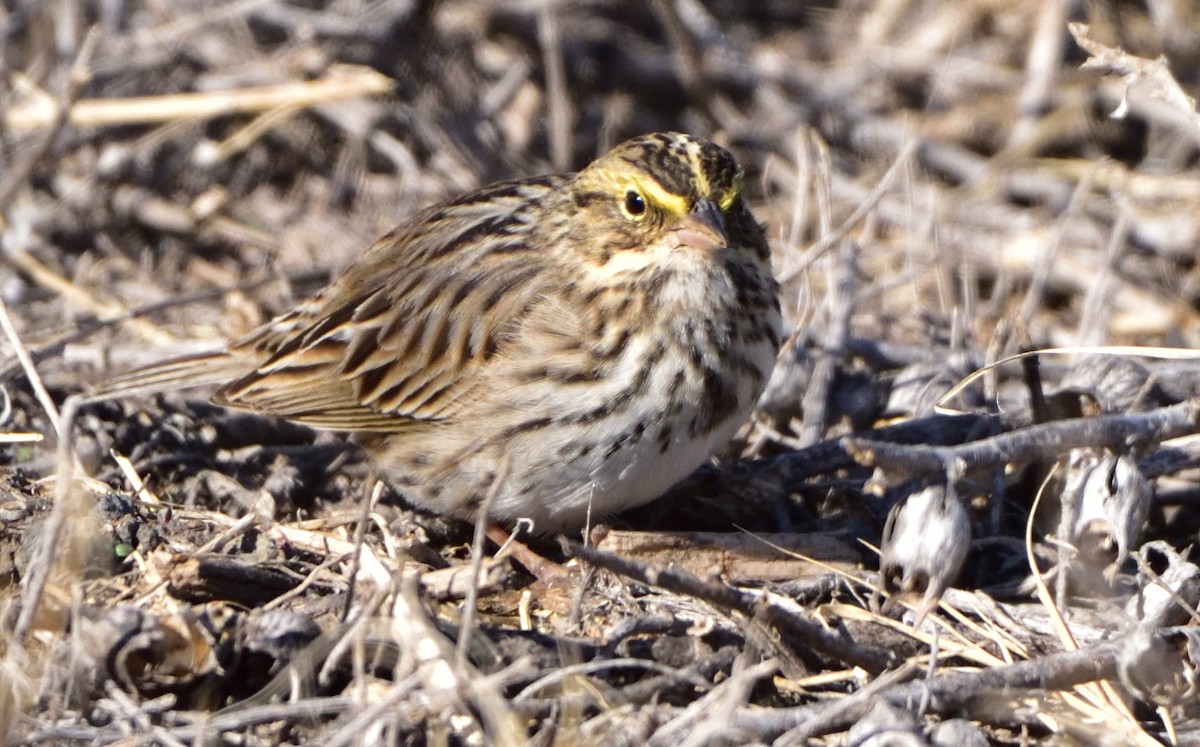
[796, 240, 858, 446]
[11, 395, 82, 645]
[3, 246, 179, 349]
[772, 660, 923, 745]
[1008, 0, 1067, 147]
[538, 0, 570, 171]
[515, 657, 710, 702]
[1077, 195, 1131, 346]
[0, 27, 97, 210]
[845, 399, 1200, 481]
[0, 295, 60, 436]
[650, 0, 714, 121]
[565, 540, 895, 674]
[4, 65, 393, 132]
[1018, 166, 1095, 325]
[781, 137, 918, 281]
[180, 697, 356, 738]
[457, 457, 512, 669]
[341, 479, 384, 623]
[1070, 22, 1200, 134]
[755, 412, 997, 488]
[731, 641, 1121, 739]
[654, 657, 778, 747]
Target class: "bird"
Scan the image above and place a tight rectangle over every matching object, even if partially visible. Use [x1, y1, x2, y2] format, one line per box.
[98, 132, 782, 534]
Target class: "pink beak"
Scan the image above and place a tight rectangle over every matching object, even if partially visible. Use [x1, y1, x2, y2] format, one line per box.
[669, 198, 727, 252]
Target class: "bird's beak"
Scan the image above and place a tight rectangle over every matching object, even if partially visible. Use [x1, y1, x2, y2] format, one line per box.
[670, 198, 727, 252]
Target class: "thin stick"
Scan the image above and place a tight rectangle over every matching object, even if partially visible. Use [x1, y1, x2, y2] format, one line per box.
[538, 0, 571, 171]
[0, 432, 43, 443]
[341, 479, 385, 622]
[0, 296, 61, 436]
[566, 540, 895, 673]
[780, 137, 918, 282]
[4, 65, 393, 132]
[4, 249, 179, 347]
[456, 458, 512, 669]
[12, 395, 81, 645]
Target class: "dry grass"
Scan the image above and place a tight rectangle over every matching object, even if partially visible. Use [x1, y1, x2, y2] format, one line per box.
[3, 1, 1200, 744]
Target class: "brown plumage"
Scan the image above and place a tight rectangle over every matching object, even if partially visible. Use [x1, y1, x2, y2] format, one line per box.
[99, 133, 782, 532]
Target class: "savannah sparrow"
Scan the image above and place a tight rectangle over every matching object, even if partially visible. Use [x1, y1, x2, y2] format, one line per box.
[106, 133, 782, 533]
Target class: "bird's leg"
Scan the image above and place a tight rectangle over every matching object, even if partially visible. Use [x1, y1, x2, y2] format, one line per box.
[486, 521, 570, 585]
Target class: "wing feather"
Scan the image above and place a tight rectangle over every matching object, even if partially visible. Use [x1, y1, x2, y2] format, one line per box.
[212, 175, 568, 432]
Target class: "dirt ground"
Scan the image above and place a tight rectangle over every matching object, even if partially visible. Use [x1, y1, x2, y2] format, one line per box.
[4, 1, 1200, 744]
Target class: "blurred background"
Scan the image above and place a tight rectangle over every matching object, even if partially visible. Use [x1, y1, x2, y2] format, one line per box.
[4, 0, 1199, 387]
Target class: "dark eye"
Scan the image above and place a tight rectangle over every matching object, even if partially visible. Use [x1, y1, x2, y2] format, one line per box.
[622, 190, 646, 219]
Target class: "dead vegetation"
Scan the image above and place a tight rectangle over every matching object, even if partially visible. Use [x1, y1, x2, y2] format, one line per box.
[4, 0, 1200, 744]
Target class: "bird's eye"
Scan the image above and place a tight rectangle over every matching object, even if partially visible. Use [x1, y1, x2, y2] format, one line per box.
[622, 190, 647, 220]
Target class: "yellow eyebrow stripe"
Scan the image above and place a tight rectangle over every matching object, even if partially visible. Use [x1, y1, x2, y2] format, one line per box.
[719, 170, 742, 211]
[587, 146, 742, 216]
[636, 178, 689, 216]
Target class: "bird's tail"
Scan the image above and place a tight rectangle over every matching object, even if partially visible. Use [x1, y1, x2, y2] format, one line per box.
[88, 349, 247, 401]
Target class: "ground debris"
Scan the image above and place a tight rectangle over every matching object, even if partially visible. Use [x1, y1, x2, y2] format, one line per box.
[5, 1, 1200, 744]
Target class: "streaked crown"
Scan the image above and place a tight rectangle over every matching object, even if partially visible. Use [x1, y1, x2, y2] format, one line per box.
[575, 132, 745, 218]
